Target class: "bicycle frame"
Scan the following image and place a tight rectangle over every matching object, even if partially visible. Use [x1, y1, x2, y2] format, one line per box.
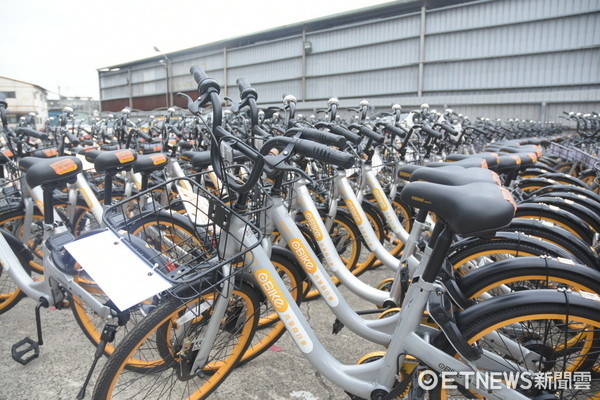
[224, 210, 530, 399]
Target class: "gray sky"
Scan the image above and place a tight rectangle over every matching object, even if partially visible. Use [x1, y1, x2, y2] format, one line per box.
[0, 0, 392, 99]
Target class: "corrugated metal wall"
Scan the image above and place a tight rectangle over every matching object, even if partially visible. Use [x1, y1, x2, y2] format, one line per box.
[99, 0, 600, 120]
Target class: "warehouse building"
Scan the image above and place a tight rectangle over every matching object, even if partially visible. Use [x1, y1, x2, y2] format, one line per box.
[97, 0, 600, 121]
[0, 76, 48, 126]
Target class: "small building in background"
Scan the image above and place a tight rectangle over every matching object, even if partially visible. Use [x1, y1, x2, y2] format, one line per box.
[0, 76, 48, 126]
[48, 96, 100, 120]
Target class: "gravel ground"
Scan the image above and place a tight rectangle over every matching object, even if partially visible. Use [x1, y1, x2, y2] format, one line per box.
[0, 266, 390, 400]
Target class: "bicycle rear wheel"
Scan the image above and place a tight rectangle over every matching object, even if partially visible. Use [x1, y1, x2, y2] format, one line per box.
[452, 290, 600, 399]
[92, 283, 260, 400]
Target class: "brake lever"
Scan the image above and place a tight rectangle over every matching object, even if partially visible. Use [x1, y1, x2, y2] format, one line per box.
[177, 92, 201, 115]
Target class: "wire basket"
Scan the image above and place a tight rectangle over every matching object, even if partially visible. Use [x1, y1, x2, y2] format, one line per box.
[0, 157, 24, 211]
[102, 176, 263, 299]
[548, 142, 599, 169]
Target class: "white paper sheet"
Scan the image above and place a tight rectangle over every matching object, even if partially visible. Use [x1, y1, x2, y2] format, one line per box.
[64, 230, 172, 311]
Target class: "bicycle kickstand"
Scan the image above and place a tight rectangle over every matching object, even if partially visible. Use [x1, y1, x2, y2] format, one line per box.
[11, 299, 47, 365]
[77, 323, 118, 400]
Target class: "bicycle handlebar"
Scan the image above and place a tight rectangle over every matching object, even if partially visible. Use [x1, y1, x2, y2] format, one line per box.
[237, 78, 258, 100]
[15, 127, 49, 141]
[349, 124, 385, 144]
[325, 124, 362, 144]
[63, 129, 80, 145]
[292, 138, 355, 169]
[286, 127, 346, 147]
[420, 124, 442, 139]
[191, 65, 208, 84]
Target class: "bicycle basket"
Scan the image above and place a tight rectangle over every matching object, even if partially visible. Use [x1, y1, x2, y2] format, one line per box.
[102, 176, 263, 298]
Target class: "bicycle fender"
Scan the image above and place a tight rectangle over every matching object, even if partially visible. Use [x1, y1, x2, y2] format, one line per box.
[0, 228, 33, 263]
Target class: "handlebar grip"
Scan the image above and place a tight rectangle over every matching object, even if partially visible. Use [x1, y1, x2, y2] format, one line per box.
[383, 123, 407, 139]
[136, 129, 152, 142]
[421, 124, 442, 139]
[64, 130, 80, 145]
[358, 126, 385, 144]
[441, 123, 458, 135]
[190, 66, 208, 85]
[294, 139, 355, 169]
[328, 125, 362, 145]
[298, 128, 346, 147]
[170, 125, 183, 138]
[236, 78, 258, 99]
[15, 127, 48, 141]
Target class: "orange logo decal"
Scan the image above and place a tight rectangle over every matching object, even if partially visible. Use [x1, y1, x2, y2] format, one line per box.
[509, 155, 521, 165]
[255, 269, 288, 313]
[490, 171, 502, 186]
[2, 150, 13, 158]
[527, 152, 538, 162]
[50, 158, 78, 175]
[372, 189, 389, 211]
[500, 187, 517, 212]
[44, 148, 58, 157]
[115, 150, 135, 163]
[304, 211, 323, 241]
[345, 200, 363, 225]
[289, 239, 318, 274]
[150, 154, 167, 165]
[481, 159, 488, 169]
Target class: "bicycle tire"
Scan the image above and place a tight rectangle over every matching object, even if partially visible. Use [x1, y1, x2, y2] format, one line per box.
[92, 283, 260, 400]
[498, 219, 599, 269]
[449, 290, 600, 399]
[71, 213, 203, 362]
[449, 233, 575, 275]
[0, 229, 32, 314]
[514, 203, 595, 245]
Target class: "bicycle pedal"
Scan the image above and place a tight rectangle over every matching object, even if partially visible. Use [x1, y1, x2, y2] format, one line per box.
[11, 337, 40, 365]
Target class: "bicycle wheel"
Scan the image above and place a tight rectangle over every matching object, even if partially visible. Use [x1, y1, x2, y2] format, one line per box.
[515, 203, 595, 245]
[449, 290, 600, 399]
[0, 229, 32, 314]
[449, 233, 574, 275]
[92, 283, 260, 400]
[498, 220, 599, 269]
[0, 208, 45, 272]
[459, 257, 600, 300]
[71, 213, 203, 359]
[239, 250, 304, 365]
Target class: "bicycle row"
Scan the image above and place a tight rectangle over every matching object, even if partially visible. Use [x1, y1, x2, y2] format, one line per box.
[1, 67, 600, 399]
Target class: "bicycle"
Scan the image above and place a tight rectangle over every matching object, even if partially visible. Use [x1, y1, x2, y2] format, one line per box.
[93, 67, 600, 400]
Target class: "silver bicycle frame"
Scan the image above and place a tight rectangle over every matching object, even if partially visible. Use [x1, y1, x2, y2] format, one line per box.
[225, 211, 529, 400]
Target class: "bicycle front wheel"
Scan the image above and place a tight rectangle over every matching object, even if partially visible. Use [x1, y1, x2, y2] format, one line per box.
[92, 283, 260, 400]
[445, 290, 600, 399]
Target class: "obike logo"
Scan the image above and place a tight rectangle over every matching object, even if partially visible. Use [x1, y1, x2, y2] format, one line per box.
[372, 189, 389, 211]
[500, 187, 517, 211]
[255, 269, 288, 313]
[304, 211, 323, 241]
[411, 196, 432, 205]
[115, 150, 135, 163]
[289, 238, 318, 274]
[50, 158, 78, 175]
[345, 200, 363, 225]
[150, 154, 167, 165]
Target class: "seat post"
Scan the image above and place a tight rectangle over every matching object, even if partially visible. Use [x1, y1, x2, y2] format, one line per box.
[104, 173, 113, 206]
[42, 184, 55, 226]
[140, 173, 149, 191]
[421, 221, 453, 283]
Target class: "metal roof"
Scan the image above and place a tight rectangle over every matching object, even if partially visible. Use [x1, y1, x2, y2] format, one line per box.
[98, 0, 473, 70]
